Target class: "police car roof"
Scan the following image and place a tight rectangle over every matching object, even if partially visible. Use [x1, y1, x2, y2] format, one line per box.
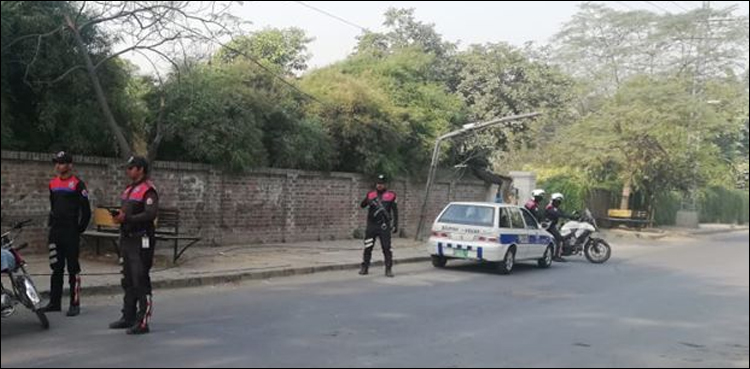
[446, 202, 522, 209]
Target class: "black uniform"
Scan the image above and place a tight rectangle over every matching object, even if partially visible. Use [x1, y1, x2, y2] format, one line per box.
[360, 190, 399, 270]
[118, 179, 158, 329]
[48, 175, 91, 309]
[545, 203, 574, 256]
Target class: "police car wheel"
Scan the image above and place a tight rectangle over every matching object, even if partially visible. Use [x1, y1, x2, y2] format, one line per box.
[431, 255, 448, 268]
[538, 245, 554, 269]
[497, 249, 515, 275]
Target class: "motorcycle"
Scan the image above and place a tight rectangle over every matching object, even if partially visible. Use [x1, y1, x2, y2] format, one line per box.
[559, 209, 612, 264]
[1, 219, 49, 329]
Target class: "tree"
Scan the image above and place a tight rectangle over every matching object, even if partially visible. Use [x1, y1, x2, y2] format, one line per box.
[354, 8, 460, 89]
[453, 43, 576, 171]
[216, 28, 313, 75]
[156, 63, 268, 171]
[554, 3, 749, 97]
[301, 46, 467, 176]
[3, 1, 242, 159]
[558, 76, 735, 210]
[1, 1, 134, 156]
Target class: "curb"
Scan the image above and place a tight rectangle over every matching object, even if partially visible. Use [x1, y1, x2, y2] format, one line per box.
[40, 256, 433, 298]
[673, 227, 749, 237]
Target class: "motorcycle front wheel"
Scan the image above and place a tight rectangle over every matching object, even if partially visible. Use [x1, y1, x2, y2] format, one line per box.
[585, 239, 612, 264]
[35, 309, 49, 330]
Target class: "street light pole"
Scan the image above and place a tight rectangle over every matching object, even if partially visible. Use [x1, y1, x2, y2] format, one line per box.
[414, 112, 541, 241]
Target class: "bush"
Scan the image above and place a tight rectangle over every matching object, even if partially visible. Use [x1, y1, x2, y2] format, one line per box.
[653, 192, 682, 226]
[699, 186, 749, 225]
[538, 174, 588, 212]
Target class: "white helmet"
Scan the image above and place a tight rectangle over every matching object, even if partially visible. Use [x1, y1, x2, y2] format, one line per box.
[531, 189, 546, 198]
[551, 193, 564, 202]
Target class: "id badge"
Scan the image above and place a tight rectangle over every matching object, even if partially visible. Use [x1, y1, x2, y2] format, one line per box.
[141, 235, 150, 249]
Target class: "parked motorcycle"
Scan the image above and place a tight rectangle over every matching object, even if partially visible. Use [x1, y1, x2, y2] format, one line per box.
[1, 220, 49, 329]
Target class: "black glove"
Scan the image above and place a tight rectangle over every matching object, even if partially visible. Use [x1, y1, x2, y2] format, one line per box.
[392, 226, 398, 234]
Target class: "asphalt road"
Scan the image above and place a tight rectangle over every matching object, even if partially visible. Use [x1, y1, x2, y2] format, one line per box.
[2, 232, 748, 368]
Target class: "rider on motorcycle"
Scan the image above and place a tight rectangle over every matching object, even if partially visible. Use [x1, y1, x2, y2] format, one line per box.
[1, 249, 13, 272]
[524, 189, 546, 223]
[1, 249, 14, 314]
[545, 193, 576, 263]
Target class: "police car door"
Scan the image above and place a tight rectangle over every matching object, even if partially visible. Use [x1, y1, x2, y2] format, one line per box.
[520, 207, 545, 259]
[507, 207, 531, 259]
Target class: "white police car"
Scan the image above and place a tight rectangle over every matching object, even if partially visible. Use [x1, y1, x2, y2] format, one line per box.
[428, 202, 556, 275]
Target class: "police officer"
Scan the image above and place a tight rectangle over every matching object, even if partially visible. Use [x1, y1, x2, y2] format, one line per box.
[545, 193, 575, 263]
[109, 156, 158, 335]
[43, 151, 91, 317]
[524, 189, 546, 223]
[359, 175, 399, 278]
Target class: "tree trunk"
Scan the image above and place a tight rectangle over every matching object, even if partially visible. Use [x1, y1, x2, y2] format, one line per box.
[65, 15, 132, 159]
[620, 176, 632, 210]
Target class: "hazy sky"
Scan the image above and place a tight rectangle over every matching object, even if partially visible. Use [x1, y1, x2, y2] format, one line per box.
[123, 1, 750, 74]
[237, 1, 750, 69]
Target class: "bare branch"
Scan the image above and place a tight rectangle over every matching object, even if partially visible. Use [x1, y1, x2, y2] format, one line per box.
[22, 34, 45, 88]
[92, 33, 181, 70]
[41, 65, 86, 86]
[75, 1, 88, 23]
[1, 26, 62, 54]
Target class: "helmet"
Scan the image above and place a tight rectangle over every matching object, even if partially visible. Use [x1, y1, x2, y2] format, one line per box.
[531, 189, 546, 198]
[551, 193, 564, 202]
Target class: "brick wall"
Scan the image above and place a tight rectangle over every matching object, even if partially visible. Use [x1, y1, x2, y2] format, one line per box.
[1, 151, 490, 252]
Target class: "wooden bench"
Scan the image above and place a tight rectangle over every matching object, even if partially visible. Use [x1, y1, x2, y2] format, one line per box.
[81, 207, 121, 256]
[153, 208, 202, 264]
[599, 209, 652, 229]
[82, 207, 201, 264]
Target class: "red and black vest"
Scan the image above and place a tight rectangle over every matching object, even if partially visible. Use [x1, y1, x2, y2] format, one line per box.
[365, 190, 397, 225]
[49, 176, 89, 228]
[120, 180, 157, 235]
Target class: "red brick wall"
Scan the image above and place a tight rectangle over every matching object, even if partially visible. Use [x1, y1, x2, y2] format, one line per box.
[1, 151, 490, 252]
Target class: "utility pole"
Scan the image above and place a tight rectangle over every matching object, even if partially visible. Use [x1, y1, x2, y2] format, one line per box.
[414, 112, 541, 241]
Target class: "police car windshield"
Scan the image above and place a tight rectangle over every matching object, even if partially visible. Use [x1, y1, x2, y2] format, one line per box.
[439, 205, 495, 227]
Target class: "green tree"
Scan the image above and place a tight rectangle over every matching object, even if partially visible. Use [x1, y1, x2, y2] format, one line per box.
[301, 47, 466, 176]
[216, 28, 314, 75]
[1, 1, 133, 156]
[559, 76, 735, 210]
[554, 3, 749, 96]
[156, 63, 268, 171]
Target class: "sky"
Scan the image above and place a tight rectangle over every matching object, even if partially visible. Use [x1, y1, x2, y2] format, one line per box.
[123, 1, 750, 74]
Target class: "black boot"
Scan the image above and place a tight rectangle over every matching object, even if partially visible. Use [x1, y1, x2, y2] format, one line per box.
[109, 317, 134, 330]
[40, 302, 62, 313]
[359, 264, 369, 275]
[67, 275, 81, 317]
[385, 267, 394, 278]
[127, 324, 150, 335]
[44, 272, 64, 313]
[127, 295, 152, 335]
[66, 305, 80, 317]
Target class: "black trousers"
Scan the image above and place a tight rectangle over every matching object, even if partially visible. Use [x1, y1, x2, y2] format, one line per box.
[119, 235, 155, 325]
[48, 227, 81, 307]
[547, 226, 564, 257]
[362, 223, 393, 269]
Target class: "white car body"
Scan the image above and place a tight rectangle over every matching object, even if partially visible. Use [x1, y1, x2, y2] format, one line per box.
[428, 202, 555, 269]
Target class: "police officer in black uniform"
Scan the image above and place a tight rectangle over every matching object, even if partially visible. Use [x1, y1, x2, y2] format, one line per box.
[43, 151, 91, 317]
[109, 156, 158, 335]
[359, 175, 399, 278]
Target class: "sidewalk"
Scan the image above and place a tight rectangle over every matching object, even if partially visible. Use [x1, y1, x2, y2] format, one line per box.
[25, 238, 429, 298]
[605, 223, 749, 241]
